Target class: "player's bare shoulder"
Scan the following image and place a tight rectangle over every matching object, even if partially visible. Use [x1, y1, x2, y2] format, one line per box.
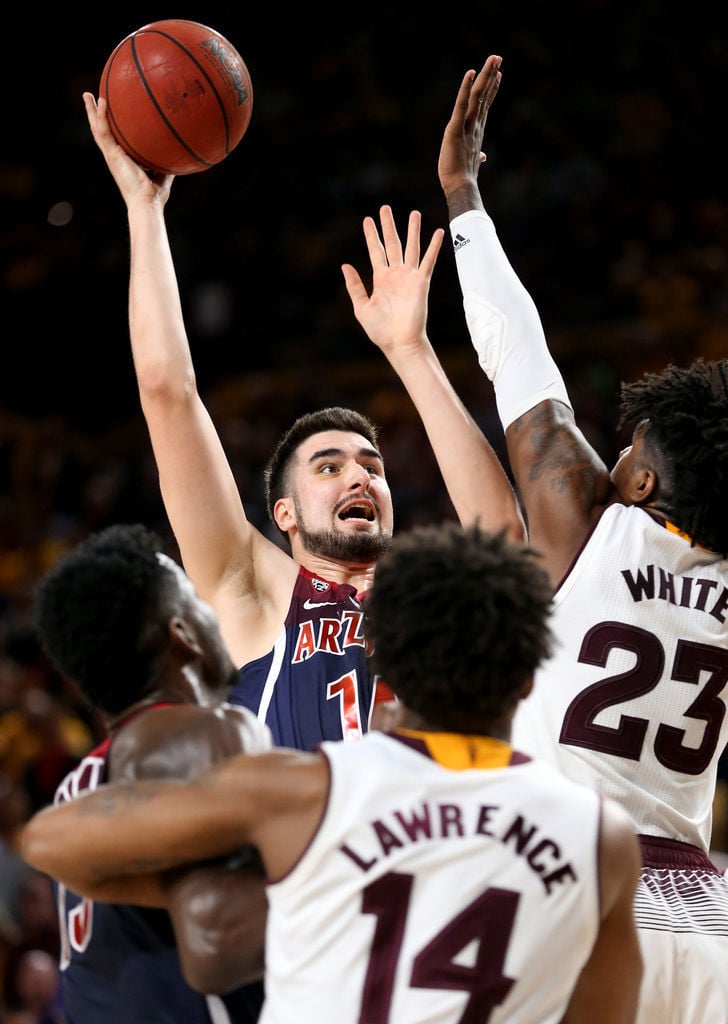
[107, 703, 271, 782]
[218, 701, 274, 754]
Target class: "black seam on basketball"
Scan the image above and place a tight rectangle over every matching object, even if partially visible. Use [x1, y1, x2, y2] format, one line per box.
[128, 31, 223, 170]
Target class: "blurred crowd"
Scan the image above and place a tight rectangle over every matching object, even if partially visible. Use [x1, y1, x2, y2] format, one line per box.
[2, 3, 728, 1019]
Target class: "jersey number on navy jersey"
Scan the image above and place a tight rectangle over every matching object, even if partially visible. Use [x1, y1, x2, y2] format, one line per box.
[328, 669, 364, 739]
[57, 884, 93, 969]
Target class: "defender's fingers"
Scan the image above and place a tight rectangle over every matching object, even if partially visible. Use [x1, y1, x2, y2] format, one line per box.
[341, 264, 369, 309]
[471, 55, 502, 111]
[419, 227, 445, 278]
[379, 205, 404, 266]
[477, 55, 502, 111]
[403, 210, 422, 267]
[361, 215, 388, 269]
[448, 68, 476, 129]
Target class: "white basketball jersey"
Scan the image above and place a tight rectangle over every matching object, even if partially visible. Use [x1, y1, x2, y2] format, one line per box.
[512, 503, 728, 851]
[261, 730, 602, 1024]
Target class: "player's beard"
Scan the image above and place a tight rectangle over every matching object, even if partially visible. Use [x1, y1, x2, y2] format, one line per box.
[294, 497, 392, 563]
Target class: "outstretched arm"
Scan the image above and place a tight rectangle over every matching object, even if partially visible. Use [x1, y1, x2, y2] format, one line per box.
[342, 205, 524, 541]
[82, 95, 296, 663]
[22, 748, 325, 897]
[438, 60, 613, 583]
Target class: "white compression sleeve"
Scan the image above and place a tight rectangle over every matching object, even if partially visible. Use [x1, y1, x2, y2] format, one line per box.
[450, 209, 572, 430]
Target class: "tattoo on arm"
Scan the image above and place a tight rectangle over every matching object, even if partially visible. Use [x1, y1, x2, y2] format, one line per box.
[513, 406, 602, 495]
[77, 779, 173, 818]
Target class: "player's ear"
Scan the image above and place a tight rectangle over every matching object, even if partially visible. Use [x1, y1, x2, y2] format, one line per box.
[516, 679, 534, 704]
[628, 467, 657, 505]
[168, 617, 203, 655]
[273, 497, 296, 534]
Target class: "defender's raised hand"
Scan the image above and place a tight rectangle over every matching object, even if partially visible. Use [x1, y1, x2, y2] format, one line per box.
[342, 204, 443, 360]
[342, 202, 524, 540]
[438, 55, 502, 210]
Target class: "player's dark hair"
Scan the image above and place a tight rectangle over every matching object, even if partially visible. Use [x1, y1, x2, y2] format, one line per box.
[264, 407, 380, 534]
[364, 522, 554, 731]
[33, 523, 178, 715]
[618, 358, 728, 555]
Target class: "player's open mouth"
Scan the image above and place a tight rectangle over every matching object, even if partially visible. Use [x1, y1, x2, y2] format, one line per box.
[338, 503, 375, 522]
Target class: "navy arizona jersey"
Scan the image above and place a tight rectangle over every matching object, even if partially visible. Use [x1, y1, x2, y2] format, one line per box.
[229, 566, 390, 749]
[53, 732, 264, 1024]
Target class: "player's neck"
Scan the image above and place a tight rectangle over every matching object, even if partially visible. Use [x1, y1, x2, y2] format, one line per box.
[300, 553, 376, 592]
[105, 675, 203, 732]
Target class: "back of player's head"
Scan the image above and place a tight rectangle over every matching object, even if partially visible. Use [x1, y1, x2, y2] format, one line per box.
[33, 523, 178, 716]
[264, 406, 380, 529]
[618, 358, 728, 554]
[364, 522, 554, 731]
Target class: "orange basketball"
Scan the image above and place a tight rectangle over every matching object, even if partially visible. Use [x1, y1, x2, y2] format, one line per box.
[99, 20, 253, 175]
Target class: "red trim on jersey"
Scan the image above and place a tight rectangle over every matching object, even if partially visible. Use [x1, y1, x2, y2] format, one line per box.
[374, 680, 396, 704]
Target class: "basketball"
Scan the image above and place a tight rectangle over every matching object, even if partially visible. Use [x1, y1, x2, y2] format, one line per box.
[99, 20, 253, 175]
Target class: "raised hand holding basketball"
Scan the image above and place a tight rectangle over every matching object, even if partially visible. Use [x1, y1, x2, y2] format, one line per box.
[83, 92, 174, 210]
